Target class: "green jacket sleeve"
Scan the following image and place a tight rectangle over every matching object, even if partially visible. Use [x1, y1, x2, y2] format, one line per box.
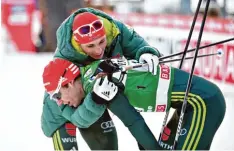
[114, 20, 162, 60]
[59, 94, 106, 128]
[41, 93, 68, 137]
[70, 93, 106, 128]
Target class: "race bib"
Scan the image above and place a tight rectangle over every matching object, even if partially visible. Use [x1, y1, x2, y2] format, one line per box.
[155, 64, 173, 112]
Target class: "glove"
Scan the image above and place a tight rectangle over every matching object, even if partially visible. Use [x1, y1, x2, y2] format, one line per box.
[139, 53, 159, 75]
[91, 77, 118, 104]
[97, 59, 120, 74]
[92, 59, 120, 81]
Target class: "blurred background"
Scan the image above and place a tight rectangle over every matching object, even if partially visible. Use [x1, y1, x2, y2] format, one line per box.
[1, 0, 234, 150]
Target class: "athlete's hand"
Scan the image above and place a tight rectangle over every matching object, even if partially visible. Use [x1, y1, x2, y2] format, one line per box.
[91, 59, 121, 81]
[139, 53, 159, 75]
[97, 59, 120, 74]
[91, 77, 118, 104]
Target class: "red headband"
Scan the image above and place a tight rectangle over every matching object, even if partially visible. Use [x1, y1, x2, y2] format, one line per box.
[43, 58, 80, 92]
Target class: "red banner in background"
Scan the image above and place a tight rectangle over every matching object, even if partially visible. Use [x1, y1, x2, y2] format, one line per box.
[225, 45, 234, 83]
[1, 0, 37, 53]
[112, 13, 234, 35]
[174, 40, 234, 84]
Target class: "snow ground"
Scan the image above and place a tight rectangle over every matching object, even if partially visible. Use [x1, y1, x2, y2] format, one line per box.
[0, 53, 233, 151]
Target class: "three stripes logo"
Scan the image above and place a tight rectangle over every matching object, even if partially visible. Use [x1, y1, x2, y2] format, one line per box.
[68, 63, 79, 75]
[101, 91, 110, 98]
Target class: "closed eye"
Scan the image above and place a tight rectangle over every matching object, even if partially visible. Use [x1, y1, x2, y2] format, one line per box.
[87, 44, 94, 48]
[63, 84, 69, 88]
[99, 40, 104, 44]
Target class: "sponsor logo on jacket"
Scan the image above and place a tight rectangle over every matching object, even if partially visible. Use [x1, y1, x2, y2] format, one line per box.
[160, 64, 170, 80]
[159, 127, 187, 149]
[100, 120, 115, 133]
[156, 104, 166, 112]
[61, 137, 77, 143]
[65, 123, 76, 136]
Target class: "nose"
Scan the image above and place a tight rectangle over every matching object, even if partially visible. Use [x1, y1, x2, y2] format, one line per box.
[94, 47, 102, 54]
[63, 100, 70, 105]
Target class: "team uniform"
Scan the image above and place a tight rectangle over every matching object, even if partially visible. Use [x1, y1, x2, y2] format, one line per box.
[41, 8, 163, 150]
[80, 58, 226, 150]
[42, 93, 118, 150]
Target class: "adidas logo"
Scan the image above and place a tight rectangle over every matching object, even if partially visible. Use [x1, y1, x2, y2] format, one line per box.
[101, 91, 110, 98]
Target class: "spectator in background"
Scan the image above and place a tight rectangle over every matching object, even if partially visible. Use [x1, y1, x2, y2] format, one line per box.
[199, 0, 222, 18]
[180, 0, 192, 15]
[85, 0, 114, 14]
[38, 0, 85, 52]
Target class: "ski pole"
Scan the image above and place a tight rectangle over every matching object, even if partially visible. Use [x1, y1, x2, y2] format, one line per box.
[90, 48, 223, 81]
[89, 63, 148, 81]
[158, 0, 204, 146]
[91, 47, 222, 81]
[172, 0, 211, 149]
[159, 37, 234, 60]
[118, 49, 223, 70]
[160, 49, 223, 64]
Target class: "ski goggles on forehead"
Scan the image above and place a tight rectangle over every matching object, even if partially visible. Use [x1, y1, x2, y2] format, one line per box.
[50, 77, 64, 102]
[49, 68, 68, 102]
[51, 91, 61, 102]
[73, 20, 103, 36]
